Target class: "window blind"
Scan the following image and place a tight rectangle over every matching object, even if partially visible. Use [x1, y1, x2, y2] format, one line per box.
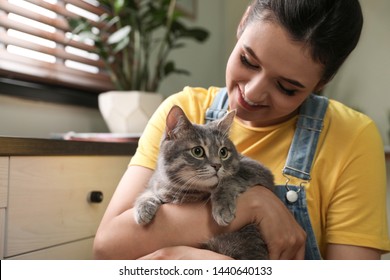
[0, 0, 114, 92]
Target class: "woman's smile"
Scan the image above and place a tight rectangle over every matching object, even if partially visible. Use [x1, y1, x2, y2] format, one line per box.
[237, 86, 269, 111]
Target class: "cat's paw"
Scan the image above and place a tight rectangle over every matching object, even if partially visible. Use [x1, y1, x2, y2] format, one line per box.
[212, 202, 236, 226]
[133, 197, 160, 225]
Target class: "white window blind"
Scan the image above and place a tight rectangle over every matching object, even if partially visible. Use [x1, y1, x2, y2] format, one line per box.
[0, 0, 114, 92]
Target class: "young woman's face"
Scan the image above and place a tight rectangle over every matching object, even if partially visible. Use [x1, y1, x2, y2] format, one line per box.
[226, 20, 324, 127]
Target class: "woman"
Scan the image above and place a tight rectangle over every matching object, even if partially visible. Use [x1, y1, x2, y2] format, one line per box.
[93, 0, 390, 259]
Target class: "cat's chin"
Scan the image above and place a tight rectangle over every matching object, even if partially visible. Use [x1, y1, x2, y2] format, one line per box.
[194, 176, 219, 190]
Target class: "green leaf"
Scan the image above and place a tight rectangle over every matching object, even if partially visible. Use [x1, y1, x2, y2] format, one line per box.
[171, 21, 209, 42]
[185, 28, 209, 42]
[98, 13, 110, 23]
[68, 18, 90, 34]
[113, 36, 130, 53]
[173, 69, 190, 75]
[102, 16, 120, 33]
[163, 61, 175, 76]
[163, 61, 190, 77]
[78, 31, 99, 42]
[114, 0, 125, 14]
[171, 42, 185, 49]
[107, 25, 131, 44]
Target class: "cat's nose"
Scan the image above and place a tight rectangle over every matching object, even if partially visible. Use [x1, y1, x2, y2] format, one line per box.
[211, 163, 222, 171]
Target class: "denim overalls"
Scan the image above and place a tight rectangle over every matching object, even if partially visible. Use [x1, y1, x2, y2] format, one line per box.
[205, 88, 328, 259]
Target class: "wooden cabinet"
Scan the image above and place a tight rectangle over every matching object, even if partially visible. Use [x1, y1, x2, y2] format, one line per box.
[4, 156, 129, 259]
[0, 137, 135, 259]
[0, 157, 9, 259]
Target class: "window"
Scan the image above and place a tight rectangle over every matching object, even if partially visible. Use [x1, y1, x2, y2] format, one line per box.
[0, 0, 114, 94]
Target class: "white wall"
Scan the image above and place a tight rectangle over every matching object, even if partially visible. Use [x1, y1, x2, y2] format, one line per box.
[323, 0, 390, 144]
[0, 95, 108, 138]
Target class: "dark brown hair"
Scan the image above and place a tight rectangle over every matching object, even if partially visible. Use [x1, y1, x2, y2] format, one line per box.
[239, 0, 364, 84]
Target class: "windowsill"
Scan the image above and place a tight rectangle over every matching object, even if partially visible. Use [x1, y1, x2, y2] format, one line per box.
[0, 77, 99, 108]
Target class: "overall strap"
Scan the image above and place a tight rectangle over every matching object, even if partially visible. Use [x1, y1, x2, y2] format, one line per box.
[205, 87, 229, 123]
[282, 94, 329, 181]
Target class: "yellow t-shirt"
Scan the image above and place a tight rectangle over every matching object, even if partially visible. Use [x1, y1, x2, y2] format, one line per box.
[130, 86, 390, 256]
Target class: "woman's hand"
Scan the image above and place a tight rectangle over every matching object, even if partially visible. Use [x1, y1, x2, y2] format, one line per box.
[231, 186, 306, 260]
[138, 246, 233, 260]
[94, 166, 225, 259]
[95, 166, 306, 260]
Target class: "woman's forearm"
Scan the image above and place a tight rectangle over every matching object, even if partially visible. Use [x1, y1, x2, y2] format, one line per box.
[138, 246, 234, 260]
[93, 166, 261, 260]
[94, 165, 305, 260]
[93, 189, 263, 259]
[94, 202, 226, 259]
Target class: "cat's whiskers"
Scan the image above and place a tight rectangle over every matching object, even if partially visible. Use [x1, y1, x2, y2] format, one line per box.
[196, 167, 219, 182]
[175, 178, 197, 202]
[167, 175, 206, 203]
[199, 195, 212, 207]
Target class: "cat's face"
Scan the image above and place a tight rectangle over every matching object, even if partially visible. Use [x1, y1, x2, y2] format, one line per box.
[160, 106, 240, 192]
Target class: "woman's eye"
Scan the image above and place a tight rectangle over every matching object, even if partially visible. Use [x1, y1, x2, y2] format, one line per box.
[219, 147, 230, 160]
[277, 81, 297, 96]
[240, 54, 259, 70]
[191, 146, 205, 158]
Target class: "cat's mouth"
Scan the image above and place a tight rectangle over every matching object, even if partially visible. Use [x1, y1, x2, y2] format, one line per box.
[194, 174, 219, 190]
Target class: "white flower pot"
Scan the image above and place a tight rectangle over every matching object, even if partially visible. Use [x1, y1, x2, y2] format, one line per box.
[98, 91, 163, 134]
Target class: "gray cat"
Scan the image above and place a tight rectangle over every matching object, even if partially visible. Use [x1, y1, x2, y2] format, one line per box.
[133, 105, 274, 259]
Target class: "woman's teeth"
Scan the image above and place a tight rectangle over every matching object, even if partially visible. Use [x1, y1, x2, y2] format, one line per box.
[242, 93, 260, 106]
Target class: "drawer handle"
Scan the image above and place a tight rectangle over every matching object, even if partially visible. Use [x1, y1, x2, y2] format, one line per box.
[88, 191, 104, 203]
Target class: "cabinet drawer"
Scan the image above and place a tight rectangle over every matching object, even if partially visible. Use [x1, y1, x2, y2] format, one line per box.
[5, 156, 130, 257]
[0, 209, 5, 259]
[7, 238, 94, 260]
[0, 157, 8, 208]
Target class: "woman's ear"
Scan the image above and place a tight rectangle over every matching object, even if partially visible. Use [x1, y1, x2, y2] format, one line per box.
[237, 5, 252, 39]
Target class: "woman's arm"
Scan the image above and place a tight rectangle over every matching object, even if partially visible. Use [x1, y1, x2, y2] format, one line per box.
[135, 184, 307, 260]
[138, 246, 234, 260]
[325, 244, 381, 260]
[93, 165, 306, 259]
[93, 165, 224, 259]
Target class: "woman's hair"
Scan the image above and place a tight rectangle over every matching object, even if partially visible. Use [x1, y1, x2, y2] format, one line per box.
[239, 0, 364, 84]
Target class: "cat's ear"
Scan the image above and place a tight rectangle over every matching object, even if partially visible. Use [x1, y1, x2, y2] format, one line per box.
[217, 110, 236, 136]
[165, 105, 192, 140]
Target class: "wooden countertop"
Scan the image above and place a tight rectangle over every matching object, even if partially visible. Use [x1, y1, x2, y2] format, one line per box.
[0, 136, 137, 156]
[1, 136, 388, 160]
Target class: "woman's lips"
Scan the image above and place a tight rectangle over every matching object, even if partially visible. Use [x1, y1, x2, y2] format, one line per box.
[237, 88, 269, 111]
[242, 91, 259, 106]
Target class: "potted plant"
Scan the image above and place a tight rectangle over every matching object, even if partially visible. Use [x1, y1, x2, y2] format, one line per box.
[68, 0, 209, 133]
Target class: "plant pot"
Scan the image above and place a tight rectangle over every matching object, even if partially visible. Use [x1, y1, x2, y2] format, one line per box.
[98, 91, 163, 134]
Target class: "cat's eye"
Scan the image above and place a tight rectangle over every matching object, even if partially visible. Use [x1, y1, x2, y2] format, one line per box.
[191, 146, 205, 158]
[219, 147, 230, 160]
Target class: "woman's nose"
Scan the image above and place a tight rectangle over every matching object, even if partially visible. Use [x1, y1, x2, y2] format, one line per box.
[244, 74, 270, 103]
